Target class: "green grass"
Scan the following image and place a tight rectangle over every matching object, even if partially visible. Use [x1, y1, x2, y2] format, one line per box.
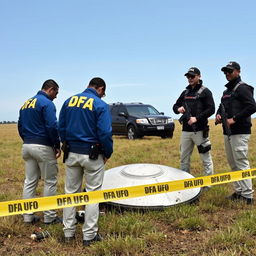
[100, 211, 155, 237]
[1, 121, 256, 255]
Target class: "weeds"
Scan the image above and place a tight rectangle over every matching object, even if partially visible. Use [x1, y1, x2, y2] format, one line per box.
[1, 121, 256, 255]
[88, 235, 146, 256]
[149, 203, 199, 224]
[235, 209, 256, 235]
[208, 226, 255, 252]
[100, 211, 155, 237]
[178, 215, 208, 231]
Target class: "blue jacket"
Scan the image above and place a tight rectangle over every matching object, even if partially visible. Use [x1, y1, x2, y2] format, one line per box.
[18, 91, 60, 149]
[58, 88, 113, 158]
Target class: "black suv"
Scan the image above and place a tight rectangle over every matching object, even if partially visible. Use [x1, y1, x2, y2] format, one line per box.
[109, 102, 175, 139]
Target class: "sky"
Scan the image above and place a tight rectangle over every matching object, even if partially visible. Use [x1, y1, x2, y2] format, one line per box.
[1, 0, 256, 122]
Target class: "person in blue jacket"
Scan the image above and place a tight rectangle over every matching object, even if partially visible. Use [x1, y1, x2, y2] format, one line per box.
[59, 77, 113, 246]
[18, 79, 62, 224]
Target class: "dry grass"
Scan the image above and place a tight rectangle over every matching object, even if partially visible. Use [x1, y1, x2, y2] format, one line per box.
[1, 120, 256, 255]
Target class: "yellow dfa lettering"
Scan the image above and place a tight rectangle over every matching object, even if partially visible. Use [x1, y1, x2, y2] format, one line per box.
[68, 96, 79, 107]
[77, 96, 87, 107]
[68, 96, 94, 110]
[21, 99, 32, 110]
[28, 98, 37, 108]
[82, 98, 94, 110]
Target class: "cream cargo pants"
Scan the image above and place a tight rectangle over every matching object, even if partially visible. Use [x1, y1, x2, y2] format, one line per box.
[63, 152, 105, 240]
[224, 134, 253, 199]
[180, 131, 214, 176]
[22, 144, 58, 223]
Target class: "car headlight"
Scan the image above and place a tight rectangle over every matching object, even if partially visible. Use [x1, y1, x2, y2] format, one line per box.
[167, 118, 173, 123]
[136, 118, 149, 124]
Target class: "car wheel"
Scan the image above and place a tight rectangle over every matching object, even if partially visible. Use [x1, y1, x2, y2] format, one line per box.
[127, 125, 139, 140]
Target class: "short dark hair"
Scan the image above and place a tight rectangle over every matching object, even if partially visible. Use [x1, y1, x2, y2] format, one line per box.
[88, 77, 106, 90]
[41, 79, 59, 90]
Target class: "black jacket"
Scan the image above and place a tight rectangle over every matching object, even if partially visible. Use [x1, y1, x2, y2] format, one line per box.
[173, 81, 215, 132]
[217, 76, 256, 135]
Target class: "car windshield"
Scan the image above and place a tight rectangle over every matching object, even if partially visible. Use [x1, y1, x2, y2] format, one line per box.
[126, 105, 160, 117]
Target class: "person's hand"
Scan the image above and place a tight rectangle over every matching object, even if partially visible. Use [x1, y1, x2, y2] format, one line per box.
[215, 114, 222, 124]
[227, 118, 235, 127]
[178, 106, 185, 114]
[55, 148, 61, 159]
[188, 117, 197, 126]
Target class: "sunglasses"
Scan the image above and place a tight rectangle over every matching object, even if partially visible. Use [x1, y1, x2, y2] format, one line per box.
[224, 69, 234, 75]
[186, 75, 195, 79]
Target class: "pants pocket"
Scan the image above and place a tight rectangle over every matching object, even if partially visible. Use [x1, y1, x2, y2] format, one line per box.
[65, 153, 78, 167]
[234, 146, 247, 160]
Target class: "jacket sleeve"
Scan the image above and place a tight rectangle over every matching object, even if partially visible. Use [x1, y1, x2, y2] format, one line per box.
[233, 85, 256, 121]
[58, 102, 67, 143]
[196, 88, 215, 121]
[17, 110, 23, 140]
[96, 104, 113, 159]
[216, 104, 221, 116]
[172, 91, 186, 114]
[43, 102, 60, 149]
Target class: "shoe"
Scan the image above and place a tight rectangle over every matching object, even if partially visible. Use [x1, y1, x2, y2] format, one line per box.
[44, 216, 63, 225]
[64, 236, 75, 243]
[240, 196, 254, 205]
[24, 215, 40, 224]
[226, 192, 241, 201]
[83, 233, 102, 247]
[227, 193, 253, 205]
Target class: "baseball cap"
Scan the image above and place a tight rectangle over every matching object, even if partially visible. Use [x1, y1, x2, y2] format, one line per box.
[221, 61, 240, 72]
[184, 67, 201, 76]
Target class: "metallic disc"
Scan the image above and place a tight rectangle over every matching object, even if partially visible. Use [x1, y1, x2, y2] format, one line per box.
[101, 163, 201, 209]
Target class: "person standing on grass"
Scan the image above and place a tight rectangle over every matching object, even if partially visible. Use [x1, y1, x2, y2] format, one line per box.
[58, 77, 113, 246]
[173, 67, 215, 181]
[215, 61, 256, 204]
[18, 79, 62, 224]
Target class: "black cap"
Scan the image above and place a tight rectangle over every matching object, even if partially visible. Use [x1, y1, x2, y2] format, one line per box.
[221, 61, 240, 72]
[184, 67, 201, 76]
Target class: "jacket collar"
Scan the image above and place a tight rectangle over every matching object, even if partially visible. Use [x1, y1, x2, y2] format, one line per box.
[84, 87, 100, 98]
[186, 80, 203, 91]
[225, 76, 241, 90]
[37, 90, 52, 100]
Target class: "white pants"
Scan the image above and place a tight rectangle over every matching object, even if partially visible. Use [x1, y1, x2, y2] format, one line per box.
[22, 144, 58, 222]
[180, 131, 214, 176]
[63, 152, 105, 240]
[224, 134, 253, 199]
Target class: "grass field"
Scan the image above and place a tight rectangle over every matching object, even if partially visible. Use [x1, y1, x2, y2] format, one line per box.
[1, 120, 256, 255]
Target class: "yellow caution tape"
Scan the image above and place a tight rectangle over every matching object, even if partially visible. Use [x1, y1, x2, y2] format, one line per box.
[1, 168, 256, 217]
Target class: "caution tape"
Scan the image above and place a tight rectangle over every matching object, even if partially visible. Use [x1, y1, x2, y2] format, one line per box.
[1, 168, 256, 217]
